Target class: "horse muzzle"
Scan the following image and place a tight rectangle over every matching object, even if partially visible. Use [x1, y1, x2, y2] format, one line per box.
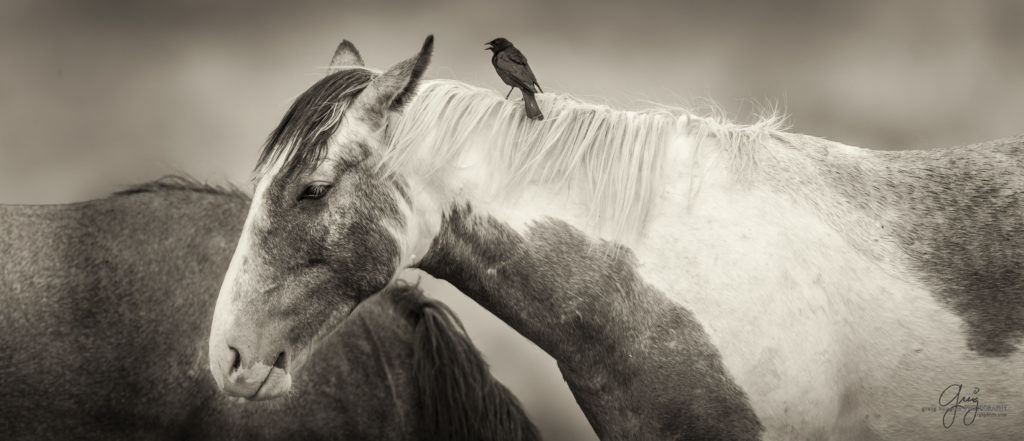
[209, 334, 293, 401]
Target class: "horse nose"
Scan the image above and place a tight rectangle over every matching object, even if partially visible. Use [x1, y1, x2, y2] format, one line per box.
[229, 346, 242, 371]
[210, 334, 293, 400]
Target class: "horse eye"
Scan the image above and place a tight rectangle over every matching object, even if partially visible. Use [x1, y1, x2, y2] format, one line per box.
[299, 184, 332, 201]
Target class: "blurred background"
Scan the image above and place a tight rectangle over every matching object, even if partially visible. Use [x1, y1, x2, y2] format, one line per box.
[1, 0, 1022, 439]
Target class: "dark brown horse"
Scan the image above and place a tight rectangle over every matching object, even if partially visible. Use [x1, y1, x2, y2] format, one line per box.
[0, 177, 539, 441]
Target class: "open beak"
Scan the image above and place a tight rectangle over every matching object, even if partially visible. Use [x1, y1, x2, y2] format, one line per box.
[484, 44, 492, 51]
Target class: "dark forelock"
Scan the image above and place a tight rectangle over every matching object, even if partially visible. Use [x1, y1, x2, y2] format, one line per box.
[256, 68, 376, 177]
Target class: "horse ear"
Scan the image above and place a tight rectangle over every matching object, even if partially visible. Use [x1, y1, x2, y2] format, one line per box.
[355, 35, 433, 115]
[328, 40, 364, 72]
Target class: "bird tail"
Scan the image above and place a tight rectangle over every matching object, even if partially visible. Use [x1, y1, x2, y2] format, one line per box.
[522, 89, 544, 120]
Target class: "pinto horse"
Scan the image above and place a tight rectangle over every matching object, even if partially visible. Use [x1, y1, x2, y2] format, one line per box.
[0, 177, 539, 441]
[209, 36, 1024, 440]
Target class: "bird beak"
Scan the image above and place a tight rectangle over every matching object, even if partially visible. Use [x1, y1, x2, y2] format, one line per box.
[484, 44, 492, 51]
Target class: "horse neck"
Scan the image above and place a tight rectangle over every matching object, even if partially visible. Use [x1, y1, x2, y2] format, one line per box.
[405, 111, 720, 361]
[386, 81, 692, 247]
[341, 293, 416, 374]
[331, 295, 417, 425]
[360, 287, 541, 441]
[403, 111, 802, 439]
[414, 204, 762, 440]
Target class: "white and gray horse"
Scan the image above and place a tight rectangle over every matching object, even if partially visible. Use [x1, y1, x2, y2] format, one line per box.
[208, 36, 1023, 440]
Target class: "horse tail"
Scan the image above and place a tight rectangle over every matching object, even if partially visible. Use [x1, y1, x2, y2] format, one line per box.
[403, 287, 542, 441]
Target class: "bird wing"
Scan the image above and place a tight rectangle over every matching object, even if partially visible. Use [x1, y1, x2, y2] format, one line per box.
[496, 48, 540, 92]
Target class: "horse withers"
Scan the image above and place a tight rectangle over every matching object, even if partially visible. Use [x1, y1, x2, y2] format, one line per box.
[0, 177, 539, 440]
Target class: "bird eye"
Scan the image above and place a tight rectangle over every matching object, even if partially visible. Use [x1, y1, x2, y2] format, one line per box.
[299, 183, 332, 201]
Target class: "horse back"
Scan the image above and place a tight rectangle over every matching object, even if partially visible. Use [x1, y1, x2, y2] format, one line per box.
[845, 135, 1024, 356]
[0, 188, 248, 439]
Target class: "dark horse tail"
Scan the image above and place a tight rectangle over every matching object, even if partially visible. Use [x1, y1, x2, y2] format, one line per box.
[386, 282, 542, 441]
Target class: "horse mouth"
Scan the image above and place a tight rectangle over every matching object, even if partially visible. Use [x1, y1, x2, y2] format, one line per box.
[249, 353, 292, 401]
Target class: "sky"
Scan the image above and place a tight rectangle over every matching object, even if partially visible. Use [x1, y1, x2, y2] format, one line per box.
[2, 1, 1022, 439]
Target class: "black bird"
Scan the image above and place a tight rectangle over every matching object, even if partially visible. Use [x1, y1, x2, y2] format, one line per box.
[486, 37, 544, 120]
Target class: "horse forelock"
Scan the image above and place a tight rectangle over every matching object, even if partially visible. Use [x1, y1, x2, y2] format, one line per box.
[256, 68, 377, 179]
[380, 79, 788, 242]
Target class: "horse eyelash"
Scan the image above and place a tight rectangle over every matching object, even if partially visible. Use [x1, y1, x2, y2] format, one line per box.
[299, 184, 332, 201]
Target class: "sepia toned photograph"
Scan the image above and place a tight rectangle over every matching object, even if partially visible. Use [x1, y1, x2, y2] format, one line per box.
[1, 1, 1022, 439]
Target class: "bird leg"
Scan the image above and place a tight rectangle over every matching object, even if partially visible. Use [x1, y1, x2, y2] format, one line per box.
[505, 87, 514, 100]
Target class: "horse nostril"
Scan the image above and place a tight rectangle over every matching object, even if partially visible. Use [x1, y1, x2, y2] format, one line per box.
[273, 352, 288, 370]
[229, 346, 241, 372]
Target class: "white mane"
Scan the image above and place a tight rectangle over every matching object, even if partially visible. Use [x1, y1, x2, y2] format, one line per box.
[382, 79, 788, 241]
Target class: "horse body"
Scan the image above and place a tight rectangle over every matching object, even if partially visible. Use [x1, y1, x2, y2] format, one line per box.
[1, 183, 247, 439]
[382, 76, 1024, 438]
[425, 115, 1024, 439]
[657, 134, 1024, 437]
[1, 179, 538, 440]
[212, 38, 1022, 440]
